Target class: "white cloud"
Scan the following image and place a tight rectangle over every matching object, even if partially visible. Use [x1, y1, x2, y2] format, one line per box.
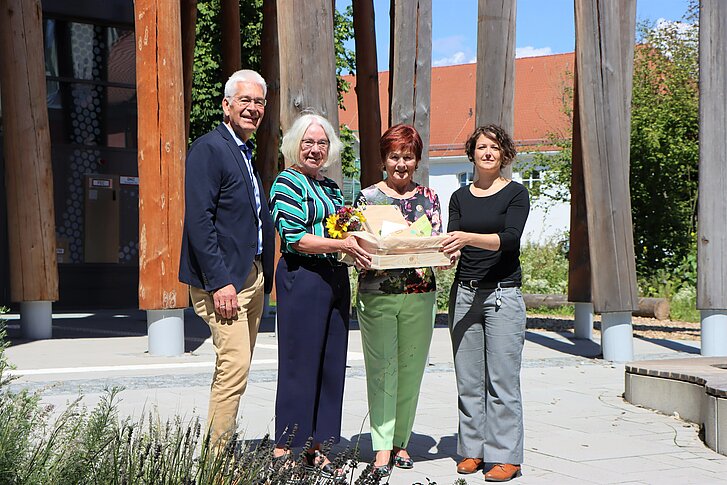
[515, 46, 553, 58]
[432, 51, 476, 67]
[432, 35, 468, 55]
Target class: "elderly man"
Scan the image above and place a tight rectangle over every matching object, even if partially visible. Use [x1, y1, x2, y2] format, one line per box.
[179, 69, 274, 447]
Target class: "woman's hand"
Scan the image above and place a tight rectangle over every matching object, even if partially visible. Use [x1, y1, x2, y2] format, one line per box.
[436, 249, 460, 270]
[441, 231, 471, 254]
[340, 236, 373, 270]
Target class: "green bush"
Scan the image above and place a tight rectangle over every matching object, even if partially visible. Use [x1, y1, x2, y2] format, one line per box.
[520, 237, 569, 295]
[435, 267, 456, 313]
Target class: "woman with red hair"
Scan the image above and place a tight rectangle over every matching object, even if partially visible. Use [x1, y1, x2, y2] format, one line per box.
[354, 124, 454, 476]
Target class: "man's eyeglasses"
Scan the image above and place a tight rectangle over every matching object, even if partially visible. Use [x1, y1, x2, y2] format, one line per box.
[231, 96, 267, 109]
[301, 139, 330, 150]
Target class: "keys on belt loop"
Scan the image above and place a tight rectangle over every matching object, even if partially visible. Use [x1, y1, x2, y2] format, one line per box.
[495, 283, 503, 309]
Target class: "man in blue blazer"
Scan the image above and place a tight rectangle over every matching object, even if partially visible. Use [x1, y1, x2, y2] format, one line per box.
[179, 69, 274, 447]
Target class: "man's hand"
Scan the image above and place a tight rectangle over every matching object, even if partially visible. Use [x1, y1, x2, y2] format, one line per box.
[213, 284, 239, 319]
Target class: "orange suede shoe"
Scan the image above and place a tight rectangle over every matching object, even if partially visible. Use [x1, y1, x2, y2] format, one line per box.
[456, 457, 483, 474]
[484, 463, 522, 482]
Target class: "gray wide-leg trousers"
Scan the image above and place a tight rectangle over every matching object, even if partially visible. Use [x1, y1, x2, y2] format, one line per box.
[448, 283, 526, 464]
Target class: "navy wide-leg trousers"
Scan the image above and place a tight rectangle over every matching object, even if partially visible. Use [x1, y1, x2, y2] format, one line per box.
[274, 255, 350, 447]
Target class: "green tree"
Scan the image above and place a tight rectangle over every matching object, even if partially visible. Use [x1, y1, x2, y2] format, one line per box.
[630, 19, 699, 279]
[189, 0, 262, 142]
[189, 2, 359, 178]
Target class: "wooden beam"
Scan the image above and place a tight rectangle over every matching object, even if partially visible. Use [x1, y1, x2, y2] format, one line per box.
[135, 0, 187, 310]
[567, 64, 592, 304]
[475, 0, 516, 178]
[574, 0, 638, 313]
[277, 0, 341, 186]
[0, 0, 58, 302]
[258, 0, 280, 198]
[353, 0, 383, 189]
[698, 0, 727, 309]
[389, 0, 432, 185]
[180, 0, 197, 142]
[221, 0, 241, 80]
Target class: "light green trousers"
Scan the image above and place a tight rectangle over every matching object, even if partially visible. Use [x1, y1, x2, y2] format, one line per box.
[357, 291, 436, 450]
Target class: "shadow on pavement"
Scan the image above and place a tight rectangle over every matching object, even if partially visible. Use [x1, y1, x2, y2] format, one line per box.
[525, 330, 602, 358]
[3, 308, 277, 354]
[634, 335, 700, 354]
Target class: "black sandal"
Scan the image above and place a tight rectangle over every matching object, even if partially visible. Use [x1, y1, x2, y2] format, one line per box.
[305, 450, 345, 481]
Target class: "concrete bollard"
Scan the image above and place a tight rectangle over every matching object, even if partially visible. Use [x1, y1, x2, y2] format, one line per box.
[574, 302, 594, 340]
[601, 311, 634, 362]
[147, 309, 185, 356]
[20, 300, 53, 339]
[700, 310, 727, 357]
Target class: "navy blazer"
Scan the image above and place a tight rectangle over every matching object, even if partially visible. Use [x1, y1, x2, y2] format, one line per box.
[179, 124, 275, 294]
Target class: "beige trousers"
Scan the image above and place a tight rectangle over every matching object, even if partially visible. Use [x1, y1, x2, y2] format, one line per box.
[190, 260, 264, 447]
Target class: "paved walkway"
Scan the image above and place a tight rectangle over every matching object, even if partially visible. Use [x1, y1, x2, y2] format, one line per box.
[3, 309, 727, 484]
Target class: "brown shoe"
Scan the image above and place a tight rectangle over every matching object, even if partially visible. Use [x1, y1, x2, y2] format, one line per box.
[456, 457, 483, 474]
[484, 463, 522, 482]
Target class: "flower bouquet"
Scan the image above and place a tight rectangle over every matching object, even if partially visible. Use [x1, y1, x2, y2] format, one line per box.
[325, 206, 366, 239]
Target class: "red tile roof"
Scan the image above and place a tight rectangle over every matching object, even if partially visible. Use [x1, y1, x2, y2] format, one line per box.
[339, 52, 575, 157]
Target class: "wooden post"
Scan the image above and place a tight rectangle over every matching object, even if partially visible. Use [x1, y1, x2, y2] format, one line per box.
[698, 0, 727, 356]
[221, 0, 241, 81]
[568, 64, 594, 339]
[389, 0, 432, 185]
[353, 0, 383, 188]
[277, 0, 341, 186]
[181, 0, 197, 142]
[475, 0, 516, 178]
[574, 0, 638, 361]
[134, 0, 187, 313]
[0, 0, 58, 317]
[259, 0, 281, 197]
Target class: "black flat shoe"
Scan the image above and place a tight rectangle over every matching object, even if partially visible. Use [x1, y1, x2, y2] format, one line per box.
[374, 463, 392, 477]
[393, 454, 414, 469]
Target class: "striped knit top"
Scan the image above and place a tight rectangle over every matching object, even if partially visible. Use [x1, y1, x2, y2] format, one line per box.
[270, 167, 344, 258]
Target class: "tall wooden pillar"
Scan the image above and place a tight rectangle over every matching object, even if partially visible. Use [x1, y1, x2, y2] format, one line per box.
[221, 0, 241, 81]
[277, 0, 341, 186]
[574, 0, 638, 361]
[259, 0, 281, 197]
[389, 0, 432, 185]
[181, 0, 197, 141]
[0, 0, 58, 339]
[475, 0, 516, 178]
[134, 0, 187, 355]
[698, 0, 727, 356]
[353, 0, 383, 188]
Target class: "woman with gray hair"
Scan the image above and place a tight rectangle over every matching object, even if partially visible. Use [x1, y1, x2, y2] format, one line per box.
[269, 113, 371, 474]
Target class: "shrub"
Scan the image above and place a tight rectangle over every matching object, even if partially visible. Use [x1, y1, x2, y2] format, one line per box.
[435, 267, 456, 313]
[520, 237, 569, 295]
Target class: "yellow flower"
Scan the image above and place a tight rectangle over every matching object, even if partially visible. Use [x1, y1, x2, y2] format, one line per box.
[326, 214, 344, 239]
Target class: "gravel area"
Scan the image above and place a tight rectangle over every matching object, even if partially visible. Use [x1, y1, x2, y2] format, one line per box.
[435, 313, 702, 341]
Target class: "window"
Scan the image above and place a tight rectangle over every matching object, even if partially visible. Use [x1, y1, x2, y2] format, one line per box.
[520, 169, 542, 189]
[458, 171, 473, 187]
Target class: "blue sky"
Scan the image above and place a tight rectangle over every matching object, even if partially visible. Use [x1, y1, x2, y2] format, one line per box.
[338, 0, 693, 70]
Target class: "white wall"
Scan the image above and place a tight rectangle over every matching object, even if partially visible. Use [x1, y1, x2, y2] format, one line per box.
[428, 156, 570, 243]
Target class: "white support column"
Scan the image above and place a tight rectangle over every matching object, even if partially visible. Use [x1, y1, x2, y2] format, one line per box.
[700, 310, 727, 357]
[601, 311, 633, 362]
[574, 302, 594, 339]
[147, 309, 185, 356]
[20, 301, 53, 339]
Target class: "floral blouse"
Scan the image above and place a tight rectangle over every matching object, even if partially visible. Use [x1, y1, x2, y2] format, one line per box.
[354, 184, 441, 294]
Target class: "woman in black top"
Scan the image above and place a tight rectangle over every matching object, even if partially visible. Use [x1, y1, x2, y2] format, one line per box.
[442, 124, 529, 482]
